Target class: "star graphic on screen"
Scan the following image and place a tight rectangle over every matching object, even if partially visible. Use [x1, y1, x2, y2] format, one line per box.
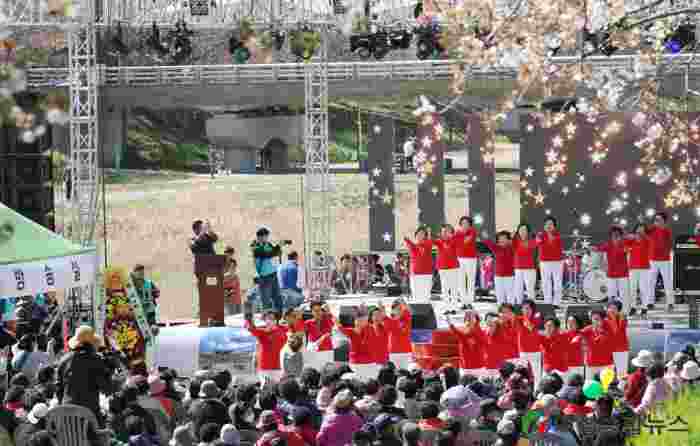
[581, 239, 591, 249]
[372, 188, 380, 197]
[524, 166, 534, 177]
[373, 125, 382, 134]
[534, 189, 545, 205]
[383, 232, 392, 243]
[562, 186, 570, 195]
[422, 135, 432, 148]
[431, 187, 439, 195]
[381, 191, 393, 205]
[372, 167, 382, 177]
[369, 180, 376, 189]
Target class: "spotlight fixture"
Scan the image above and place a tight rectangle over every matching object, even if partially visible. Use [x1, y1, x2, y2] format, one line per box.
[664, 23, 695, 54]
[414, 23, 442, 60]
[229, 35, 250, 63]
[350, 30, 390, 60]
[147, 21, 168, 55]
[111, 22, 130, 55]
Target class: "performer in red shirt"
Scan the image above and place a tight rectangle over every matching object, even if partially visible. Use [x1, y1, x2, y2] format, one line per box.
[497, 304, 520, 362]
[517, 299, 544, 385]
[384, 299, 413, 369]
[304, 302, 334, 370]
[562, 315, 584, 379]
[245, 310, 288, 383]
[336, 308, 376, 379]
[369, 305, 390, 365]
[592, 226, 630, 313]
[539, 318, 568, 376]
[536, 216, 564, 306]
[625, 223, 651, 316]
[605, 301, 630, 378]
[447, 310, 484, 375]
[404, 227, 434, 302]
[433, 225, 460, 310]
[576, 310, 613, 378]
[647, 212, 673, 312]
[512, 223, 538, 304]
[482, 313, 511, 377]
[624, 350, 653, 408]
[455, 216, 479, 306]
[482, 232, 516, 305]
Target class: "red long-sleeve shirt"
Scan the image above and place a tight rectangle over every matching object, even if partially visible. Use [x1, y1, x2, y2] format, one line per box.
[536, 231, 563, 262]
[647, 225, 672, 261]
[433, 237, 460, 270]
[245, 322, 288, 371]
[500, 319, 520, 359]
[384, 309, 412, 354]
[454, 227, 478, 258]
[305, 316, 334, 352]
[482, 240, 515, 277]
[516, 314, 543, 353]
[512, 237, 537, 269]
[605, 314, 629, 352]
[561, 329, 584, 368]
[624, 369, 648, 408]
[449, 325, 485, 370]
[482, 327, 512, 369]
[369, 322, 390, 364]
[579, 326, 614, 367]
[539, 332, 569, 373]
[337, 325, 374, 364]
[404, 238, 434, 275]
[625, 238, 650, 269]
[593, 241, 629, 278]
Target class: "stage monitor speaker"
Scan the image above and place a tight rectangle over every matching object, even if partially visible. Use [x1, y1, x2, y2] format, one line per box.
[673, 235, 700, 292]
[0, 153, 55, 230]
[565, 304, 603, 327]
[408, 303, 437, 330]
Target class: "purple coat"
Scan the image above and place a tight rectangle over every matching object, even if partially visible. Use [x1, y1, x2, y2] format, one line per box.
[317, 409, 363, 446]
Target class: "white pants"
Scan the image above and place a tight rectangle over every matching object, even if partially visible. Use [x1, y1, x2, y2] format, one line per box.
[439, 269, 460, 303]
[458, 258, 478, 304]
[520, 351, 543, 386]
[567, 366, 586, 381]
[629, 269, 652, 307]
[495, 276, 514, 304]
[306, 350, 334, 371]
[410, 274, 433, 301]
[352, 363, 380, 380]
[460, 368, 484, 377]
[513, 269, 537, 304]
[540, 261, 563, 305]
[613, 351, 629, 378]
[649, 260, 673, 306]
[607, 277, 630, 313]
[390, 353, 412, 370]
[259, 369, 283, 385]
[586, 365, 612, 380]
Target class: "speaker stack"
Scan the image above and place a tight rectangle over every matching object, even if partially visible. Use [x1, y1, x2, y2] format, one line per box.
[0, 125, 55, 230]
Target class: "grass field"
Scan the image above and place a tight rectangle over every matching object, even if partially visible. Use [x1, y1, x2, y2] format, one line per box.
[84, 171, 519, 321]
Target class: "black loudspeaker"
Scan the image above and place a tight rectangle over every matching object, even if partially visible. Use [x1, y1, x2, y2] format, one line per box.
[565, 304, 603, 327]
[0, 153, 55, 230]
[673, 235, 700, 292]
[408, 303, 437, 330]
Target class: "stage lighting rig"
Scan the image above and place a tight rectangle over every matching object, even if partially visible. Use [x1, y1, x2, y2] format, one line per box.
[350, 30, 391, 60]
[167, 20, 194, 64]
[664, 23, 696, 54]
[414, 23, 443, 60]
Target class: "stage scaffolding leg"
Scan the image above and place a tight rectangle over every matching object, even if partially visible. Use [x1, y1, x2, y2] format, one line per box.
[303, 28, 332, 300]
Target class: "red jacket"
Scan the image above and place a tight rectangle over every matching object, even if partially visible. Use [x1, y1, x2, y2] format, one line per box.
[579, 326, 614, 367]
[449, 325, 485, 370]
[245, 322, 288, 371]
[305, 316, 334, 352]
[482, 327, 513, 369]
[384, 309, 412, 354]
[594, 241, 629, 278]
[605, 314, 629, 352]
[482, 240, 515, 277]
[500, 319, 520, 359]
[454, 227, 478, 258]
[625, 238, 650, 269]
[516, 314, 543, 353]
[536, 231, 563, 261]
[539, 332, 569, 373]
[434, 237, 460, 270]
[561, 329, 584, 368]
[647, 225, 672, 261]
[512, 237, 537, 269]
[624, 368, 648, 408]
[369, 322, 390, 364]
[338, 325, 374, 364]
[404, 238, 434, 275]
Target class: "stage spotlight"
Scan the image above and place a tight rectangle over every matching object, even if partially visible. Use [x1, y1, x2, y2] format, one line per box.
[229, 35, 250, 63]
[112, 22, 130, 55]
[664, 24, 695, 54]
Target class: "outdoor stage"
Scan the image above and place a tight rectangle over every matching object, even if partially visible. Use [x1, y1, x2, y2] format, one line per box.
[151, 294, 700, 378]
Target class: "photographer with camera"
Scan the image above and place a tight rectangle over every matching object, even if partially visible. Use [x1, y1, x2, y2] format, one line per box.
[251, 227, 289, 312]
[190, 220, 218, 256]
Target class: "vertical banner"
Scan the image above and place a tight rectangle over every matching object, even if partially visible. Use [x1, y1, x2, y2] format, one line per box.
[465, 113, 495, 236]
[416, 112, 445, 234]
[367, 114, 396, 251]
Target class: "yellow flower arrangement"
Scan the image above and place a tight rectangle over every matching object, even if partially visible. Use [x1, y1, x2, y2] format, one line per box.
[113, 321, 140, 352]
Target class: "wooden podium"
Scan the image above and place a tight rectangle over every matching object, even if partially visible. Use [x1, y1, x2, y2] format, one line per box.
[194, 255, 227, 327]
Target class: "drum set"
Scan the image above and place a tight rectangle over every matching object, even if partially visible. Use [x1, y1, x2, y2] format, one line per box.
[562, 233, 609, 303]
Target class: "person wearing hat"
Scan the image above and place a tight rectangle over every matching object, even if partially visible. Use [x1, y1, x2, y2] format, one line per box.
[384, 299, 413, 369]
[317, 389, 363, 446]
[624, 350, 653, 407]
[251, 227, 285, 312]
[335, 308, 376, 380]
[255, 410, 286, 446]
[220, 424, 240, 446]
[245, 310, 287, 384]
[665, 352, 688, 393]
[372, 413, 402, 446]
[56, 325, 110, 425]
[170, 424, 195, 446]
[14, 402, 48, 446]
[680, 361, 700, 387]
[635, 363, 672, 415]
